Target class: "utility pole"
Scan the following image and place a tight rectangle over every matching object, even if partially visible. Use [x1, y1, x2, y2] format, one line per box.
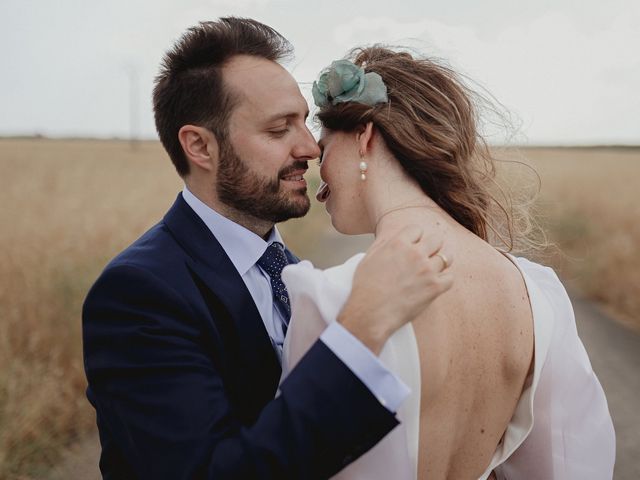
[125, 65, 140, 151]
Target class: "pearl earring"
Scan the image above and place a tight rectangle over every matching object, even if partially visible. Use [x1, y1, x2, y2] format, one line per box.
[359, 161, 368, 181]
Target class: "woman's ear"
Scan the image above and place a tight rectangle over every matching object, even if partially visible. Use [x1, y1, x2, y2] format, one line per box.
[178, 125, 219, 172]
[356, 121, 375, 156]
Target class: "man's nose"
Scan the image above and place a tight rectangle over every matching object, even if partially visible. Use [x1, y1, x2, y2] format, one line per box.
[293, 124, 321, 160]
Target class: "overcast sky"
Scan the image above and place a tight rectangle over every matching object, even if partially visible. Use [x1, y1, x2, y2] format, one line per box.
[2, 0, 639, 145]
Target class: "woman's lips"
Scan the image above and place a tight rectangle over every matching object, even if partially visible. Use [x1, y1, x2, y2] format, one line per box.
[316, 181, 331, 202]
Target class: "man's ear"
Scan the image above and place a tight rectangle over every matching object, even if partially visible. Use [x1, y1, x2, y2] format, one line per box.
[356, 122, 375, 156]
[178, 125, 219, 172]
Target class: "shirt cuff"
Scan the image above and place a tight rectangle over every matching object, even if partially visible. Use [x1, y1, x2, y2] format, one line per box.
[320, 322, 411, 413]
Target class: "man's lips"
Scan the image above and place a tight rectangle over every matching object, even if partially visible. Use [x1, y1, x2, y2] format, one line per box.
[281, 169, 307, 182]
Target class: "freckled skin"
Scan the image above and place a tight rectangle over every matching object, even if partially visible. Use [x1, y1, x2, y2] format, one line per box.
[412, 234, 533, 479]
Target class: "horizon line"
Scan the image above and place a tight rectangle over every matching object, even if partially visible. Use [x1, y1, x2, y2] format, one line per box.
[1, 134, 639, 149]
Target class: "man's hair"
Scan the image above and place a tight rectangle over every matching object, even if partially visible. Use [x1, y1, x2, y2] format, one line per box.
[153, 17, 293, 176]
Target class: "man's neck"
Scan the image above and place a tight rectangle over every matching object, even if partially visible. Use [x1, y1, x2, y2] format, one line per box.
[184, 184, 275, 239]
[214, 203, 275, 240]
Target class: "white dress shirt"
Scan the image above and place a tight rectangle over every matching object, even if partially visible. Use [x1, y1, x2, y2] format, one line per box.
[182, 186, 410, 413]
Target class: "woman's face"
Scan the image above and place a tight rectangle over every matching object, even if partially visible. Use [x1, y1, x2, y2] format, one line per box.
[316, 127, 371, 234]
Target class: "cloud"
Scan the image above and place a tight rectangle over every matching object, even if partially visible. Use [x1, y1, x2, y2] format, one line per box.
[332, 16, 476, 56]
[208, 0, 272, 8]
[330, 11, 640, 144]
[1, 0, 638, 143]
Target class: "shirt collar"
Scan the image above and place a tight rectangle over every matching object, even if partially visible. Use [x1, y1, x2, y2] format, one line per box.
[182, 186, 284, 276]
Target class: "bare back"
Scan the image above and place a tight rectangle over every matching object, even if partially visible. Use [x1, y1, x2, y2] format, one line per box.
[412, 237, 534, 479]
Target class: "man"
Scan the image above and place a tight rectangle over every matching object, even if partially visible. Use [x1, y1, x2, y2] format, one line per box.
[82, 17, 452, 479]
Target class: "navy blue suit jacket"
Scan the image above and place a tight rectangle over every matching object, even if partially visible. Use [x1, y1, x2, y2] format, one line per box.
[82, 194, 398, 479]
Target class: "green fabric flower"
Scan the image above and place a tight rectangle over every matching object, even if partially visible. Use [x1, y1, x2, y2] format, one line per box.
[312, 59, 388, 107]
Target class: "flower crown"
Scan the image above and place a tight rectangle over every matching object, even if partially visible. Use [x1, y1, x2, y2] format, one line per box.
[312, 59, 388, 108]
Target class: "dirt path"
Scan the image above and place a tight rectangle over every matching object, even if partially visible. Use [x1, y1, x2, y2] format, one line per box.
[570, 293, 640, 480]
[51, 232, 639, 479]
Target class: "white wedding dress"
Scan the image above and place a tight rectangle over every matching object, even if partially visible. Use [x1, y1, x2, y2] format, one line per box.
[280, 253, 615, 479]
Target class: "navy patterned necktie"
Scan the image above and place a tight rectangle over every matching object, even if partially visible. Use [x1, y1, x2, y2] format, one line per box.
[257, 242, 291, 334]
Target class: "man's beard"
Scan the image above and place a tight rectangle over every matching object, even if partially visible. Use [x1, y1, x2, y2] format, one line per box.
[216, 142, 310, 223]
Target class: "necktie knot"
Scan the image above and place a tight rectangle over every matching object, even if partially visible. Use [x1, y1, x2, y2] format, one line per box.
[257, 242, 289, 278]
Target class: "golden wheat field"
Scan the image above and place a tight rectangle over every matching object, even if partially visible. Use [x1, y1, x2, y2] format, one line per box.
[0, 138, 638, 478]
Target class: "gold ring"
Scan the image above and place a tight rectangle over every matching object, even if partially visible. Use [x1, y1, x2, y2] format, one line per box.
[434, 252, 449, 269]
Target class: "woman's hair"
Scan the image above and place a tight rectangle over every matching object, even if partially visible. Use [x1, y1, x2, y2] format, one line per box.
[316, 46, 542, 253]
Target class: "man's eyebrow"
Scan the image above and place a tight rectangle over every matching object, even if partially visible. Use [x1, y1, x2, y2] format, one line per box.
[263, 110, 310, 124]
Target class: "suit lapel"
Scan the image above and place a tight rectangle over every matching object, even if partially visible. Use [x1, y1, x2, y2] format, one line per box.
[162, 194, 281, 410]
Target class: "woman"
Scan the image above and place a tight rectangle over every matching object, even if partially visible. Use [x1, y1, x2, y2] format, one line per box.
[280, 47, 615, 479]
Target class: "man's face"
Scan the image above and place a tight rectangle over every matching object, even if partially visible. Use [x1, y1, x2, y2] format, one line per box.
[216, 55, 320, 223]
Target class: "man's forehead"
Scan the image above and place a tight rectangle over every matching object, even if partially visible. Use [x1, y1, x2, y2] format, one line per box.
[223, 55, 307, 121]
[224, 54, 285, 77]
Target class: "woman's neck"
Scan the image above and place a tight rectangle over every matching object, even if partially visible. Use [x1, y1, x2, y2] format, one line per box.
[364, 172, 452, 240]
[360, 149, 462, 241]
[374, 201, 452, 240]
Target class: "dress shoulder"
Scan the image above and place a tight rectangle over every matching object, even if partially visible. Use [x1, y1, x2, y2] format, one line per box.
[486, 255, 615, 480]
[280, 253, 365, 334]
[281, 253, 421, 480]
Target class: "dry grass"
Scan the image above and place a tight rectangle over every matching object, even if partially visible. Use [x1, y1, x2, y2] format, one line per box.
[503, 147, 640, 329]
[0, 139, 181, 478]
[0, 139, 637, 477]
